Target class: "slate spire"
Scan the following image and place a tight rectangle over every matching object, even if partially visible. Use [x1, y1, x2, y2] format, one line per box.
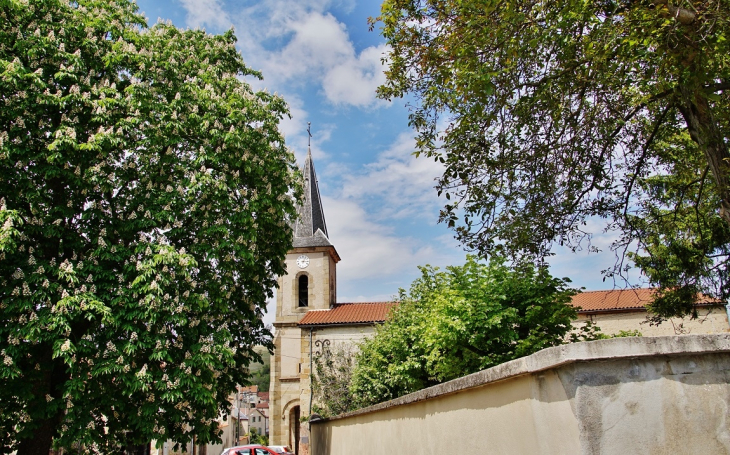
[293, 148, 332, 248]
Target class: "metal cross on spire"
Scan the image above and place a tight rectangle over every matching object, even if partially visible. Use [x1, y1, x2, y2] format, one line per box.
[307, 122, 312, 147]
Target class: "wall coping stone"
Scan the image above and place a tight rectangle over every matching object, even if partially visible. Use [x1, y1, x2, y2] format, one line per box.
[317, 334, 730, 423]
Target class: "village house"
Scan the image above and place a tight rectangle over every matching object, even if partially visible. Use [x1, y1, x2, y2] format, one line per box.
[248, 408, 268, 439]
[571, 288, 729, 336]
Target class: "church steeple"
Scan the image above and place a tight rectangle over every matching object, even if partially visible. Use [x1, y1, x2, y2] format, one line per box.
[293, 148, 332, 248]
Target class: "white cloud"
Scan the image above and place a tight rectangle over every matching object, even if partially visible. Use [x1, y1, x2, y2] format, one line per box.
[334, 132, 444, 221]
[317, 132, 462, 300]
[233, 0, 350, 40]
[178, 0, 231, 30]
[324, 197, 440, 279]
[546, 217, 647, 290]
[269, 13, 353, 79]
[323, 44, 388, 107]
[263, 297, 276, 328]
[229, 6, 387, 109]
[326, 195, 463, 302]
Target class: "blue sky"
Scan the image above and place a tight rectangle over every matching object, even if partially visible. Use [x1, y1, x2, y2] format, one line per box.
[133, 0, 642, 325]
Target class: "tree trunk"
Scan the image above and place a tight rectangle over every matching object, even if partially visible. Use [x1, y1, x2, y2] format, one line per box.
[677, 84, 730, 226]
[16, 418, 55, 455]
[16, 348, 66, 455]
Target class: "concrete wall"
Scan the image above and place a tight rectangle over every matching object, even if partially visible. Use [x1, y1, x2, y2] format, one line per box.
[311, 335, 730, 455]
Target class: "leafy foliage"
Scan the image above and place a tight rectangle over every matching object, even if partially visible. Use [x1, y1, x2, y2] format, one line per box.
[350, 256, 578, 407]
[311, 344, 358, 418]
[248, 427, 268, 446]
[569, 321, 642, 342]
[374, 0, 730, 318]
[627, 133, 730, 319]
[248, 345, 271, 393]
[0, 0, 298, 453]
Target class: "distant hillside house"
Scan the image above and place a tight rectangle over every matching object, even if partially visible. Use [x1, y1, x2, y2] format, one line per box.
[269, 148, 730, 455]
[249, 407, 269, 438]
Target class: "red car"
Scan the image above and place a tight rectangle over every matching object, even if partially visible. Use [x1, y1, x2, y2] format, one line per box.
[220, 445, 278, 455]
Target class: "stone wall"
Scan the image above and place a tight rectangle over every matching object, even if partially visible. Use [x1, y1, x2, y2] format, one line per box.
[310, 335, 730, 455]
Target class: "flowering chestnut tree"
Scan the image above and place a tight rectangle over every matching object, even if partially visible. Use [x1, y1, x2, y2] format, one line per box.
[0, 1, 299, 453]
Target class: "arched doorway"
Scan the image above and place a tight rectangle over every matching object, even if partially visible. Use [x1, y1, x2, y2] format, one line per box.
[289, 405, 300, 454]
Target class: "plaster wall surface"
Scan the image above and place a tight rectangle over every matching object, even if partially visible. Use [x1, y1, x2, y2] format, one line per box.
[280, 327, 302, 379]
[311, 335, 730, 455]
[574, 308, 729, 337]
[311, 326, 376, 346]
[296, 325, 377, 422]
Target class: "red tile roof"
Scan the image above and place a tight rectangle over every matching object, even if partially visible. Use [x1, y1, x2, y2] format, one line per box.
[570, 288, 655, 312]
[298, 302, 396, 327]
[238, 385, 258, 393]
[256, 402, 269, 409]
[570, 288, 720, 313]
[257, 391, 269, 401]
[294, 290, 720, 324]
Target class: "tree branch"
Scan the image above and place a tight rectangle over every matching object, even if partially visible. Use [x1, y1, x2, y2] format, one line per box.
[694, 165, 710, 238]
[461, 342, 488, 357]
[652, 0, 696, 24]
[704, 82, 730, 93]
[623, 103, 673, 221]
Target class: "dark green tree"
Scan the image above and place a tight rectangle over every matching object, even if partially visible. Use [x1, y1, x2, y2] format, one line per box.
[350, 256, 578, 407]
[373, 0, 730, 318]
[249, 345, 271, 392]
[0, 0, 299, 453]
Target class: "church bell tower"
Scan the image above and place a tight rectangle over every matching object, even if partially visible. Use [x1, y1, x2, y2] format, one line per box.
[276, 148, 340, 320]
[270, 147, 340, 450]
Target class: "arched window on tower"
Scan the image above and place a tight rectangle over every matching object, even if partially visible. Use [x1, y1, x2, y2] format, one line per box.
[298, 275, 309, 307]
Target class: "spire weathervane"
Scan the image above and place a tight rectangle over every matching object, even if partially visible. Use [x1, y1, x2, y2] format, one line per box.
[307, 122, 312, 147]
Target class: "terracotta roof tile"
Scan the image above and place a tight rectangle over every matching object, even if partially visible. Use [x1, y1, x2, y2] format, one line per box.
[298, 302, 396, 326]
[570, 288, 720, 313]
[295, 290, 718, 323]
[570, 288, 655, 312]
[238, 385, 258, 393]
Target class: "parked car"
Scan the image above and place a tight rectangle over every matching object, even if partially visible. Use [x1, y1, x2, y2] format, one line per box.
[220, 445, 278, 455]
[267, 446, 294, 454]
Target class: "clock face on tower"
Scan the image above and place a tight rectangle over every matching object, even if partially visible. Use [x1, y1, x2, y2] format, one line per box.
[296, 255, 310, 269]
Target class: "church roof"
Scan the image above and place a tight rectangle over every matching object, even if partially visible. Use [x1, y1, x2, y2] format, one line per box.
[570, 288, 721, 313]
[293, 148, 331, 248]
[293, 289, 721, 328]
[296, 289, 721, 326]
[298, 302, 396, 327]
[293, 229, 332, 248]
